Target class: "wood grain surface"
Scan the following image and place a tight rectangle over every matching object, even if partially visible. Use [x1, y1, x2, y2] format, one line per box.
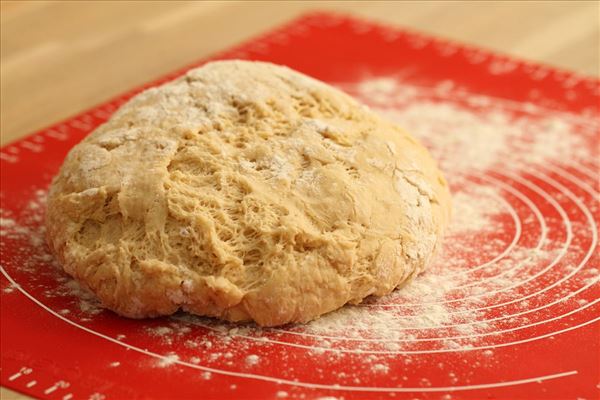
[1, 1, 599, 147]
[1, 1, 598, 399]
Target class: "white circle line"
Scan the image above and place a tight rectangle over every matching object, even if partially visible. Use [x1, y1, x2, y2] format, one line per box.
[513, 166, 598, 290]
[548, 163, 600, 199]
[566, 162, 599, 186]
[371, 171, 546, 303]
[363, 169, 565, 309]
[438, 169, 573, 302]
[421, 165, 600, 332]
[442, 167, 593, 311]
[424, 173, 530, 288]
[581, 156, 600, 170]
[187, 310, 600, 355]
[438, 174, 524, 279]
[0, 266, 585, 392]
[184, 278, 600, 346]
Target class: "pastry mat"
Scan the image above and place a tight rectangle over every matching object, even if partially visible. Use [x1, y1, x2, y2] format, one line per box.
[1, 12, 599, 400]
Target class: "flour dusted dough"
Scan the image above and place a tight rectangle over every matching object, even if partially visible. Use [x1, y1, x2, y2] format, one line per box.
[46, 61, 451, 326]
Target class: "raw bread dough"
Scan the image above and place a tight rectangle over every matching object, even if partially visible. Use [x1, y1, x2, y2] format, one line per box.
[46, 60, 451, 326]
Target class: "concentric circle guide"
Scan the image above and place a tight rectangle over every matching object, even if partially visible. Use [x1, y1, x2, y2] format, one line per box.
[0, 266, 586, 392]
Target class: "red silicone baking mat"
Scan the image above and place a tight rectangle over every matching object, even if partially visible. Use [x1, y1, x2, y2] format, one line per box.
[1, 12, 599, 400]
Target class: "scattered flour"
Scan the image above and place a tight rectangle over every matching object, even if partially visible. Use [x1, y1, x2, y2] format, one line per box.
[2, 283, 17, 293]
[0, 217, 16, 228]
[157, 353, 180, 368]
[245, 354, 260, 366]
[344, 77, 593, 177]
[371, 363, 390, 374]
[148, 326, 174, 336]
[60, 277, 103, 315]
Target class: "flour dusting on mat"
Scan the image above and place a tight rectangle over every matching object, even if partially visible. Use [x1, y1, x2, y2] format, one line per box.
[157, 353, 180, 368]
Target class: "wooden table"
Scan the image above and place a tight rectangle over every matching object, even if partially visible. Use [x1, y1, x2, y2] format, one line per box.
[1, 1, 598, 398]
[2, 1, 599, 147]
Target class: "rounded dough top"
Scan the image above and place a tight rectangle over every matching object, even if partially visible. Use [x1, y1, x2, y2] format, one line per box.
[46, 60, 451, 326]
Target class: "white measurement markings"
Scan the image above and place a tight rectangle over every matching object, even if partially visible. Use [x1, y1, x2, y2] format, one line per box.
[20, 141, 44, 153]
[92, 109, 112, 120]
[26, 380, 37, 388]
[70, 119, 93, 131]
[0, 152, 18, 163]
[8, 367, 32, 381]
[44, 380, 70, 394]
[45, 128, 69, 141]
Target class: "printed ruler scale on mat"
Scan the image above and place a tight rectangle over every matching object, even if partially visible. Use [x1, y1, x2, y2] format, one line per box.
[1, 12, 599, 400]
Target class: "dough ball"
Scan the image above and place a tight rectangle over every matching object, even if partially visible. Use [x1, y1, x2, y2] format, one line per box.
[46, 60, 451, 326]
